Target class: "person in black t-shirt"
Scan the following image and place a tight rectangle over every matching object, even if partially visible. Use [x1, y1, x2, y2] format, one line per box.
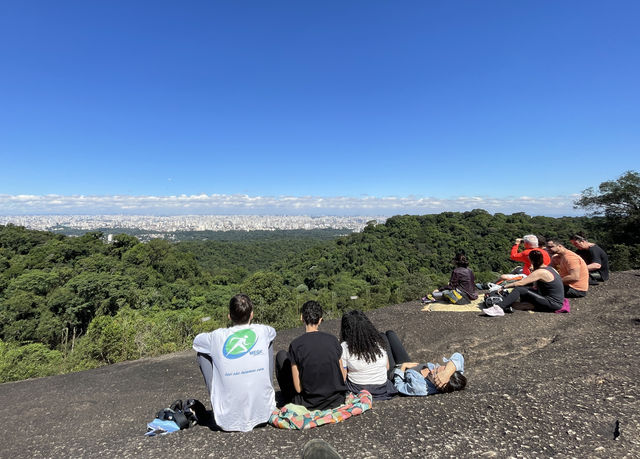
[570, 234, 609, 283]
[275, 301, 346, 410]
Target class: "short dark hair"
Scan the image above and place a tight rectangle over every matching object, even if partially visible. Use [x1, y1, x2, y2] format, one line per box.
[301, 300, 323, 325]
[570, 232, 587, 242]
[229, 294, 253, 324]
[441, 371, 467, 393]
[546, 237, 563, 247]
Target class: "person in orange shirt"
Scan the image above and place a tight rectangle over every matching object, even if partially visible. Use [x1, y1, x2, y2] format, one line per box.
[546, 238, 589, 298]
[509, 234, 551, 275]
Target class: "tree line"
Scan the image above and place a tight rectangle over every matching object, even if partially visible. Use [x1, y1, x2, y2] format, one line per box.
[1, 171, 638, 382]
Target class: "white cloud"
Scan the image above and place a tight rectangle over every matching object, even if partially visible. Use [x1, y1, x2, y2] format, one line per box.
[0, 193, 583, 216]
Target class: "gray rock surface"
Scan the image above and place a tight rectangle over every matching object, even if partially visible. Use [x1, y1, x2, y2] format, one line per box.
[1, 271, 639, 458]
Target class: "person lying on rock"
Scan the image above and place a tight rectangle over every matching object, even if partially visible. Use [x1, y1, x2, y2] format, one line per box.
[383, 330, 466, 396]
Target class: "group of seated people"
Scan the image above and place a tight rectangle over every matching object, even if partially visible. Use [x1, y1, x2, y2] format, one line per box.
[426, 233, 609, 315]
[191, 233, 609, 432]
[493, 233, 609, 313]
[193, 295, 465, 432]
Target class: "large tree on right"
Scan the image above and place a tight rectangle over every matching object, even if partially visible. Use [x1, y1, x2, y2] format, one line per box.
[575, 170, 640, 261]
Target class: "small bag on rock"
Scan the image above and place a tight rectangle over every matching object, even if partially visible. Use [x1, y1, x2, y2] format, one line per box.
[483, 291, 505, 308]
[146, 398, 208, 436]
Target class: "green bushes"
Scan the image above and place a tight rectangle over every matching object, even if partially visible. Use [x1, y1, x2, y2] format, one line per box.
[0, 340, 63, 383]
[608, 244, 640, 271]
[0, 307, 221, 381]
[74, 307, 219, 365]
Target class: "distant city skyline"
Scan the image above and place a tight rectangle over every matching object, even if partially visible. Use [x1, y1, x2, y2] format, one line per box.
[2, 2, 639, 212]
[0, 214, 387, 233]
[0, 192, 583, 217]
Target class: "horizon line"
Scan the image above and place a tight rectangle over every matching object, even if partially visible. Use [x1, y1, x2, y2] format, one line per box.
[0, 192, 584, 218]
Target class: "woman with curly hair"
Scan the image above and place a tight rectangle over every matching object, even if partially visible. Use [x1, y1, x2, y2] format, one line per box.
[339, 310, 398, 400]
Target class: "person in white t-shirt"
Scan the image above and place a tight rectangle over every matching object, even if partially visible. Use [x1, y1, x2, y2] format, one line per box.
[193, 294, 276, 432]
[339, 310, 398, 400]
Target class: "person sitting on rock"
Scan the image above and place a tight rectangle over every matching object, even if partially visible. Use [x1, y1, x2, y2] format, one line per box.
[481, 237, 550, 290]
[192, 294, 276, 431]
[483, 250, 565, 316]
[339, 310, 398, 400]
[537, 235, 553, 259]
[547, 238, 590, 298]
[383, 330, 466, 396]
[506, 234, 551, 276]
[275, 301, 346, 410]
[570, 233, 609, 284]
[425, 251, 478, 304]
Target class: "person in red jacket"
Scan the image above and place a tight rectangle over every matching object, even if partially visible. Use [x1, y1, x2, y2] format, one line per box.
[509, 234, 550, 275]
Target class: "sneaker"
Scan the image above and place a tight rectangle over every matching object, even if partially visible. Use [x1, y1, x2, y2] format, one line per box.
[503, 306, 513, 314]
[483, 305, 505, 317]
[487, 283, 501, 293]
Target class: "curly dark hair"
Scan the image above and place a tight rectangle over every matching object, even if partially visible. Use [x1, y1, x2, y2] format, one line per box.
[340, 310, 386, 364]
[453, 251, 469, 268]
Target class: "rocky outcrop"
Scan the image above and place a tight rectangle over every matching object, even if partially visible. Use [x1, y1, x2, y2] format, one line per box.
[1, 271, 639, 458]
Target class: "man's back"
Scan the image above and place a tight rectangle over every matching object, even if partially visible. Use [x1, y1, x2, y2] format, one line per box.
[556, 250, 589, 291]
[289, 331, 346, 410]
[578, 245, 610, 281]
[193, 323, 276, 431]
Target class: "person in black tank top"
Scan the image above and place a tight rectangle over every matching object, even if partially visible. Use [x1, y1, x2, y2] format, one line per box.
[488, 250, 565, 313]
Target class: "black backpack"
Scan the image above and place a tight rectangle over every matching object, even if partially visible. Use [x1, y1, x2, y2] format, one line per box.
[155, 399, 208, 430]
[483, 291, 506, 308]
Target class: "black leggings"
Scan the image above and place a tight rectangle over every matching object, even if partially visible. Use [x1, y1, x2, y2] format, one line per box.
[501, 286, 562, 312]
[381, 330, 411, 379]
[275, 350, 296, 404]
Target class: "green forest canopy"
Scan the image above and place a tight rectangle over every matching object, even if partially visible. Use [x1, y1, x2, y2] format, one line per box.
[1, 204, 638, 383]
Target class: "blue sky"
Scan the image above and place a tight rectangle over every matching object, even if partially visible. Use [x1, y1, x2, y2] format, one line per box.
[1, 1, 639, 216]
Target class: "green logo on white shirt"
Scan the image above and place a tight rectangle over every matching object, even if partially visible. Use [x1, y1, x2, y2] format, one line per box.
[223, 329, 257, 359]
